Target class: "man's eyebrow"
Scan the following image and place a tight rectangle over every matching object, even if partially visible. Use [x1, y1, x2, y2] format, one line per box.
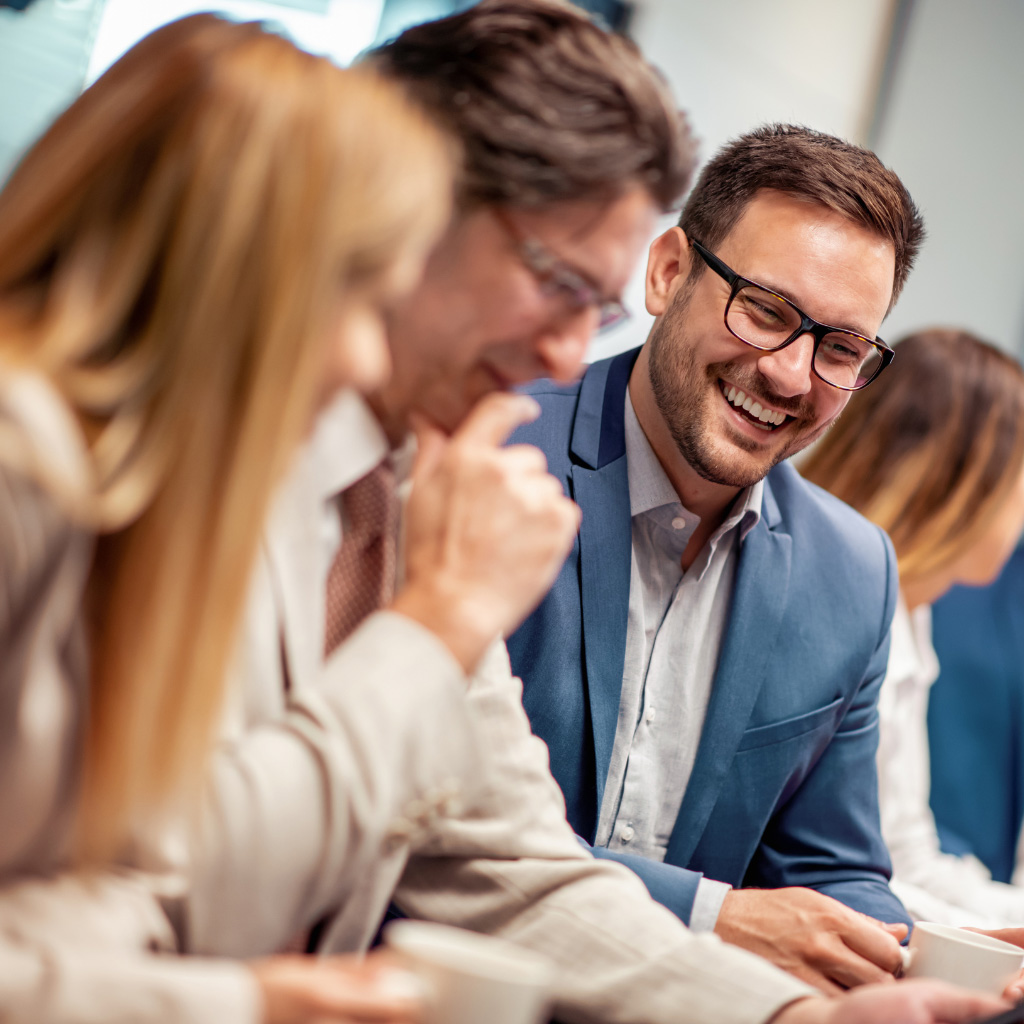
[748, 272, 877, 339]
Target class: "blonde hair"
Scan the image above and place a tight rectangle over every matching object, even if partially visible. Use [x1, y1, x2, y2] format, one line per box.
[0, 14, 451, 861]
[800, 329, 1024, 589]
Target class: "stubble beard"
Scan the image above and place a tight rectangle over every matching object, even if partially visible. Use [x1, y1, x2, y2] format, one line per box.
[647, 296, 824, 489]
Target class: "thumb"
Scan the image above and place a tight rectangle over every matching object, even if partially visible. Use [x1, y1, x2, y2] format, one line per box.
[410, 411, 447, 482]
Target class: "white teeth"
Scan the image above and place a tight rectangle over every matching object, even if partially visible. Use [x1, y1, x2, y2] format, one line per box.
[721, 381, 788, 428]
[716, 385, 786, 428]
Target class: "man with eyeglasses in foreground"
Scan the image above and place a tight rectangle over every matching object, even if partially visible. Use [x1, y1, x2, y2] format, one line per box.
[508, 123, 926, 995]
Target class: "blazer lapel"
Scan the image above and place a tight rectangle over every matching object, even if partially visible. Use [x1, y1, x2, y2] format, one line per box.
[569, 348, 640, 817]
[572, 460, 632, 816]
[664, 484, 793, 867]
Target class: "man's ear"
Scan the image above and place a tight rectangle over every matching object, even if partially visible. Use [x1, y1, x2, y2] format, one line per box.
[645, 227, 693, 317]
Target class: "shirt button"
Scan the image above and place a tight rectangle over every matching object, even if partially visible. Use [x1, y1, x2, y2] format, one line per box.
[646, 706, 657, 725]
[671, 516, 686, 530]
[620, 824, 635, 843]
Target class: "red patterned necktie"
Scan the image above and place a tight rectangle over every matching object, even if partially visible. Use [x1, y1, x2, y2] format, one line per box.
[324, 459, 398, 655]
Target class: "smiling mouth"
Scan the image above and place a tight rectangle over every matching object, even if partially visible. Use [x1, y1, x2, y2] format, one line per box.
[718, 380, 792, 432]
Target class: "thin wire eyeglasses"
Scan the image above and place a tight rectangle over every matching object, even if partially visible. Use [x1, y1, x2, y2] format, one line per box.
[494, 209, 630, 333]
[690, 239, 894, 391]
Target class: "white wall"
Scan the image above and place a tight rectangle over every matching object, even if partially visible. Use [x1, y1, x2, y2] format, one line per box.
[587, 0, 893, 363]
[873, 0, 1024, 355]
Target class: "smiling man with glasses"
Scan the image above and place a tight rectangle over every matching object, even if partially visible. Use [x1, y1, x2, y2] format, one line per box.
[508, 123, 927, 995]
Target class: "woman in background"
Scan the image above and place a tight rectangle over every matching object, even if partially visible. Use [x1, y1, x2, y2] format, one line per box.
[0, 14, 449, 1023]
[801, 328, 1024, 927]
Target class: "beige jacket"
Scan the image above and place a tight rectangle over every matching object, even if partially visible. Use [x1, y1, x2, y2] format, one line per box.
[181, 391, 814, 1024]
[0, 370, 259, 1024]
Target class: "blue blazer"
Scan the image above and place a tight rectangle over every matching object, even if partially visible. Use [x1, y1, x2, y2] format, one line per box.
[929, 544, 1024, 884]
[508, 348, 909, 928]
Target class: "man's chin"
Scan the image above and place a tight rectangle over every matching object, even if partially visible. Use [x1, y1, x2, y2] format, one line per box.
[687, 434, 784, 488]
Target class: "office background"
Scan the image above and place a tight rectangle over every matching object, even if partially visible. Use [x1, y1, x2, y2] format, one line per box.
[2, 0, 1021, 361]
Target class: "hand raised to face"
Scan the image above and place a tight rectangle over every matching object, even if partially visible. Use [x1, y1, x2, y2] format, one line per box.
[393, 392, 580, 673]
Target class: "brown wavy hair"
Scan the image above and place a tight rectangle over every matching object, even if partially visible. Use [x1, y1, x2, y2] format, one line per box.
[369, 0, 697, 211]
[0, 14, 450, 861]
[800, 329, 1024, 589]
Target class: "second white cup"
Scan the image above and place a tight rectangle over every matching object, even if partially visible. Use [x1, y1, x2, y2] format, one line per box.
[904, 921, 1023, 994]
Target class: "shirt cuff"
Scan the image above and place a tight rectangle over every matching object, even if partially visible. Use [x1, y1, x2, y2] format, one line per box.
[689, 876, 732, 932]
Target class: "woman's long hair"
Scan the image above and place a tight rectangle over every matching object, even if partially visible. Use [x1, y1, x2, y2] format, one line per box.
[800, 329, 1024, 590]
[0, 14, 451, 861]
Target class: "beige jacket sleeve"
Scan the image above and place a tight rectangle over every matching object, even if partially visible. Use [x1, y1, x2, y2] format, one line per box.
[0, 873, 260, 1024]
[392, 643, 815, 1024]
[184, 610, 484, 957]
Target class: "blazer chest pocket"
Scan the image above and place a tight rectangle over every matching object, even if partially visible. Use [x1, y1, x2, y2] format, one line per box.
[736, 695, 845, 752]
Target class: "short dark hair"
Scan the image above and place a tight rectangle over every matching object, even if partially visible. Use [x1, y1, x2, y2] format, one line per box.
[679, 124, 924, 309]
[368, 0, 696, 211]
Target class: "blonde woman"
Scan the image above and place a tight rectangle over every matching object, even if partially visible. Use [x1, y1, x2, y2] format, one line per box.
[0, 14, 449, 1023]
[800, 328, 1024, 928]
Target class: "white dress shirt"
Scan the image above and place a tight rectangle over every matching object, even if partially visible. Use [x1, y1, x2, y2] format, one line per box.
[595, 392, 762, 930]
[878, 596, 1024, 926]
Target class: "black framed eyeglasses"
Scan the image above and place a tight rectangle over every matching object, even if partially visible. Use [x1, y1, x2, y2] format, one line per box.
[690, 239, 894, 391]
[494, 209, 630, 332]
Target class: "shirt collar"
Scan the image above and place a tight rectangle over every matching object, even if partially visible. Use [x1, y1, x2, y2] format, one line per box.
[624, 388, 763, 542]
[308, 388, 390, 504]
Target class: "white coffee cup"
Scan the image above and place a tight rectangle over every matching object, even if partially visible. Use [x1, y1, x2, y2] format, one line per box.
[384, 920, 553, 1024]
[903, 921, 1024, 994]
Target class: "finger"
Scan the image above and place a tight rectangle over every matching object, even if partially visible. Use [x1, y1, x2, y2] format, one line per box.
[819, 947, 897, 990]
[410, 412, 448, 482]
[1002, 978, 1024, 1002]
[975, 927, 1024, 950]
[537, 490, 583, 541]
[500, 444, 551, 476]
[787, 963, 846, 997]
[454, 392, 540, 448]
[565, 495, 583, 530]
[304, 959, 425, 1015]
[882, 922, 909, 943]
[908, 978, 1009, 1020]
[303, 974, 422, 1021]
[859, 913, 909, 943]
[838, 916, 906, 975]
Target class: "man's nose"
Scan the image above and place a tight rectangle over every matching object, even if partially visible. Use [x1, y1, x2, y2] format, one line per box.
[533, 305, 599, 384]
[755, 332, 816, 398]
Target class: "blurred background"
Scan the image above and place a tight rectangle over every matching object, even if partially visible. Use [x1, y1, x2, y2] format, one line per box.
[2, 0, 1021, 363]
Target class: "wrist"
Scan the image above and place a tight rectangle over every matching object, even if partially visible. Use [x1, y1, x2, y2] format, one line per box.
[390, 579, 496, 673]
